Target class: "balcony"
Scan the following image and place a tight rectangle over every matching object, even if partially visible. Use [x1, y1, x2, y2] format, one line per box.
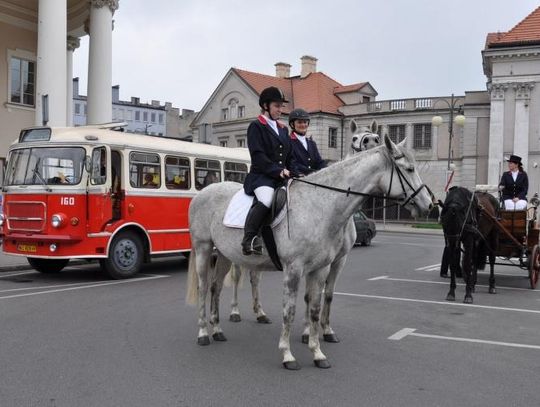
[345, 96, 464, 115]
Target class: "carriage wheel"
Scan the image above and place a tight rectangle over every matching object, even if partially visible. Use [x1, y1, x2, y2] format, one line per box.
[528, 245, 540, 289]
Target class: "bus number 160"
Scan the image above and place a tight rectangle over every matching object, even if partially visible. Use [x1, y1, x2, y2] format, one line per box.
[61, 197, 75, 206]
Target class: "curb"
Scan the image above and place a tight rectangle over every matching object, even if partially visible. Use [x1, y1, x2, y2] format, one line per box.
[377, 228, 443, 236]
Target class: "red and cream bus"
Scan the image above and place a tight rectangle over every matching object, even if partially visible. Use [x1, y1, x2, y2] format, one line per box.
[0, 124, 250, 278]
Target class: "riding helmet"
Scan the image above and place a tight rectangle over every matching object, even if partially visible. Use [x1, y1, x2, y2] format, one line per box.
[259, 86, 288, 109]
[288, 108, 310, 128]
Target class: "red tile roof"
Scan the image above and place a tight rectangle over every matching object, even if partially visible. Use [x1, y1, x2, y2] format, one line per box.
[233, 68, 366, 115]
[487, 6, 540, 47]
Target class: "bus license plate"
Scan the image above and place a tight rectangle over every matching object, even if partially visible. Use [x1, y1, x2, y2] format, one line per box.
[17, 243, 37, 253]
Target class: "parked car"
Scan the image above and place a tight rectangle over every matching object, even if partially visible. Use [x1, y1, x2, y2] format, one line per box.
[353, 210, 376, 246]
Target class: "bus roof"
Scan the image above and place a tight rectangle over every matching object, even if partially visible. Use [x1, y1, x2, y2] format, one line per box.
[10, 125, 251, 162]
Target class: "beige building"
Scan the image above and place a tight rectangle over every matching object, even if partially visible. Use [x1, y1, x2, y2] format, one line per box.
[0, 0, 119, 182]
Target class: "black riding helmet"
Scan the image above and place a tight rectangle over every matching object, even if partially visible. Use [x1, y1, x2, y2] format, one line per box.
[288, 108, 310, 134]
[259, 86, 288, 110]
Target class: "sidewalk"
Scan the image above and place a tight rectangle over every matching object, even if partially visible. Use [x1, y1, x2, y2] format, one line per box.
[375, 222, 443, 236]
[0, 250, 32, 272]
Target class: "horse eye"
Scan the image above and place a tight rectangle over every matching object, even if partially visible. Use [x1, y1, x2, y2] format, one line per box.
[363, 138, 369, 144]
[406, 167, 415, 173]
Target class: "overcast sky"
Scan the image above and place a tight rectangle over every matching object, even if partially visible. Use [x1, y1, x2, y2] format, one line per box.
[73, 0, 540, 111]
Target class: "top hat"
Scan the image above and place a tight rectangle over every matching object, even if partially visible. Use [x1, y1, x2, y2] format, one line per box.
[506, 155, 522, 164]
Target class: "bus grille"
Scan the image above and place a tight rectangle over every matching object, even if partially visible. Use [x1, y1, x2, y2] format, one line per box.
[6, 201, 46, 232]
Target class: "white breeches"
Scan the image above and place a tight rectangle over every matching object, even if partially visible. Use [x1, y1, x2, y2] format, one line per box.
[504, 199, 527, 210]
[254, 186, 274, 208]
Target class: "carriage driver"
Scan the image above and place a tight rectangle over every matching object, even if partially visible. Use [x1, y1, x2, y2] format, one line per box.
[499, 154, 529, 210]
[288, 108, 326, 175]
[241, 86, 297, 255]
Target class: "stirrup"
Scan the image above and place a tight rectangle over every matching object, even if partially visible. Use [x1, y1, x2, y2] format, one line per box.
[242, 236, 263, 255]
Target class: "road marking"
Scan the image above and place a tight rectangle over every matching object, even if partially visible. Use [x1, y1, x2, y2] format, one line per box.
[368, 275, 534, 292]
[0, 274, 169, 300]
[334, 291, 540, 315]
[388, 327, 540, 350]
[0, 271, 37, 278]
[415, 263, 441, 271]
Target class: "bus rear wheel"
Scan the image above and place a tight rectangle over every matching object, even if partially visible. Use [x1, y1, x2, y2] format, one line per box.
[27, 258, 69, 274]
[100, 231, 143, 279]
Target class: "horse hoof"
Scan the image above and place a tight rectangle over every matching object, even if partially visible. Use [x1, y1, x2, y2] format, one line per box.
[314, 359, 331, 369]
[463, 297, 473, 304]
[212, 332, 227, 342]
[257, 315, 272, 324]
[323, 333, 340, 343]
[301, 334, 309, 344]
[440, 273, 449, 279]
[283, 361, 301, 370]
[229, 314, 241, 323]
[489, 288, 497, 294]
[446, 294, 456, 302]
[197, 336, 210, 346]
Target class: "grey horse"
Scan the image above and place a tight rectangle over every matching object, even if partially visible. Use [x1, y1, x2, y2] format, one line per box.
[186, 135, 433, 370]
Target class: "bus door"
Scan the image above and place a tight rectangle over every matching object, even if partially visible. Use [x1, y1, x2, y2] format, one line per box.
[87, 146, 113, 232]
[111, 150, 122, 220]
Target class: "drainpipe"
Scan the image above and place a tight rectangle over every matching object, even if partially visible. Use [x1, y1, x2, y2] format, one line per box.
[340, 116, 345, 160]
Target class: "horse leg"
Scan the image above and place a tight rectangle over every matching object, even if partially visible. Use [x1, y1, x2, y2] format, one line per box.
[446, 244, 458, 301]
[229, 264, 242, 322]
[320, 256, 345, 343]
[248, 270, 270, 324]
[209, 252, 231, 342]
[279, 266, 302, 370]
[462, 236, 474, 304]
[195, 242, 213, 346]
[488, 251, 497, 294]
[306, 268, 330, 369]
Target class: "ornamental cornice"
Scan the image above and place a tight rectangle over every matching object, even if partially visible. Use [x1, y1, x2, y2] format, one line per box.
[512, 82, 535, 99]
[88, 0, 119, 13]
[67, 35, 80, 51]
[487, 82, 509, 100]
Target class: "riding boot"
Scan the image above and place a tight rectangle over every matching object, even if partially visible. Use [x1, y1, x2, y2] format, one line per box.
[241, 202, 270, 255]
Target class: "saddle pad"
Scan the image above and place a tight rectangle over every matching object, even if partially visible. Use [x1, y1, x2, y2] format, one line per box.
[223, 188, 288, 229]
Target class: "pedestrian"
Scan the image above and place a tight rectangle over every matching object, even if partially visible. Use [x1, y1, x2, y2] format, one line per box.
[288, 108, 326, 175]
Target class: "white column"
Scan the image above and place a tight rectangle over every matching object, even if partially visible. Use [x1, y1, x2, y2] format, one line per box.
[513, 83, 534, 171]
[487, 83, 507, 185]
[87, 0, 118, 125]
[66, 36, 80, 127]
[35, 0, 67, 126]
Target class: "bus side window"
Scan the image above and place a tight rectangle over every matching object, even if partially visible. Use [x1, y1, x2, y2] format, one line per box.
[165, 156, 191, 190]
[90, 147, 106, 185]
[224, 162, 247, 184]
[129, 152, 160, 188]
[195, 159, 221, 190]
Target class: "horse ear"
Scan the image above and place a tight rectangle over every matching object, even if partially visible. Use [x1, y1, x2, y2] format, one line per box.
[384, 134, 399, 155]
[397, 136, 407, 148]
[371, 120, 378, 134]
[350, 120, 357, 134]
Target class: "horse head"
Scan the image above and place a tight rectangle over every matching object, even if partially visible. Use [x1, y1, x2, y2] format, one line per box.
[440, 186, 475, 239]
[350, 120, 381, 153]
[379, 135, 434, 218]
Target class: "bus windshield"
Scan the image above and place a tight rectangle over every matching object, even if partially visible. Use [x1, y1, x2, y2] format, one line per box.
[5, 147, 86, 186]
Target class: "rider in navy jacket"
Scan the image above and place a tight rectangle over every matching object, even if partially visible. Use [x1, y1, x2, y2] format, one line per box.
[241, 87, 297, 255]
[499, 154, 528, 210]
[288, 108, 326, 175]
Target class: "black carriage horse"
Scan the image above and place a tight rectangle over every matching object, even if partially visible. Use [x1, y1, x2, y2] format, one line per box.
[439, 186, 499, 303]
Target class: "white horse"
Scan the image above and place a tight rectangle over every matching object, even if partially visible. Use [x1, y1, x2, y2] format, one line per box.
[349, 119, 381, 155]
[186, 136, 432, 370]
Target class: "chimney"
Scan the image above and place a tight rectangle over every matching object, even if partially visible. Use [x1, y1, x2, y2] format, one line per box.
[300, 55, 317, 78]
[275, 62, 291, 78]
[151, 100, 160, 107]
[72, 77, 79, 97]
[112, 85, 120, 103]
[131, 96, 140, 105]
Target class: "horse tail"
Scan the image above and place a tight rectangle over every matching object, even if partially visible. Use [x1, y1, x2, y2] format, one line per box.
[185, 247, 198, 306]
[223, 263, 243, 288]
[475, 240, 488, 271]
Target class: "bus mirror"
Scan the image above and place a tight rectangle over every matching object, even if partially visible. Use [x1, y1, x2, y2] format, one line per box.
[85, 155, 92, 173]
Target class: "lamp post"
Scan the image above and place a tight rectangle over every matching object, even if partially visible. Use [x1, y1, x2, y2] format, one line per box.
[145, 123, 152, 135]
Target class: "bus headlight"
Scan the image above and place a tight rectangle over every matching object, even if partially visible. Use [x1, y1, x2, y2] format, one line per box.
[51, 214, 65, 228]
[0, 213, 4, 227]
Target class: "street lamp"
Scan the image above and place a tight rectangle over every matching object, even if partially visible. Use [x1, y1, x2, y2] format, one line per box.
[145, 123, 153, 135]
[431, 93, 465, 171]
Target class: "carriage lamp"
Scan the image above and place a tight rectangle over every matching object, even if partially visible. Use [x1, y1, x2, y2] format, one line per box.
[51, 213, 66, 228]
[531, 193, 540, 208]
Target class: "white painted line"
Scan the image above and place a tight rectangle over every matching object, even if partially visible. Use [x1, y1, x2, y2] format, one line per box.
[0, 271, 37, 278]
[334, 291, 540, 315]
[371, 276, 534, 292]
[0, 274, 169, 300]
[415, 263, 441, 271]
[388, 328, 417, 340]
[0, 281, 104, 293]
[389, 327, 540, 350]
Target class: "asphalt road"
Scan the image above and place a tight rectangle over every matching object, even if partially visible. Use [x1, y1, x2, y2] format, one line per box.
[1, 232, 539, 407]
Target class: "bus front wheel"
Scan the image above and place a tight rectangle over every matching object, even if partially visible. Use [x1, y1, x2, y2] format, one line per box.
[100, 231, 144, 279]
[27, 258, 69, 274]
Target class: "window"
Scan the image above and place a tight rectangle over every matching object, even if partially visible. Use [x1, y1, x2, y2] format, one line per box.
[127, 110, 133, 121]
[74, 103, 81, 115]
[388, 125, 406, 143]
[159, 113, 164, 124]
[222, 108, 229, 121]
[135, 111, 140, 121]
[362, 96, 370, 103]
[328, 127, 338, 148]
[195, 159, 221, 190]
[143, 111, 148, 122]
[165, 156, 191, 190]
[151, 112, 156, 123]
[118, 109, 125, 120]
[229, 99, 237, 119]
[224, 162, 248, 183]
[236, 138, 246, 148]
[238, 106, 245, 118]
[219, 140, 228, 147]
[129, 152, 161, 188]
[9, 56, 35, 106]
[90, 147, 107, 185]
[413, 124, 432, 149]
[0, 158, 4, 188]
[84, 104, 87, 115]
